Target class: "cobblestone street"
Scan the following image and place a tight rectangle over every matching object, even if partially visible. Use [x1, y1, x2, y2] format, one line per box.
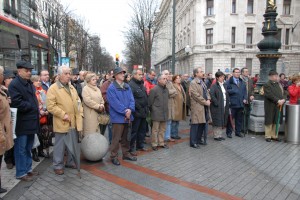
[2, 120, 300, 200]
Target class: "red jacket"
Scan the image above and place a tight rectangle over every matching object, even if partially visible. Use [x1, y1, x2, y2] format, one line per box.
[288, 84, 300, 104]
[144, 79, 156, 95]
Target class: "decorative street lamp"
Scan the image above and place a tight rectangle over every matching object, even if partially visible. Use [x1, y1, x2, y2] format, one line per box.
[255, 0, 282, 99]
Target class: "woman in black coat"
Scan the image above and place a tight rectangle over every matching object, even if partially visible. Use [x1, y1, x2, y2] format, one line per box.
[209, 71, 229, 141]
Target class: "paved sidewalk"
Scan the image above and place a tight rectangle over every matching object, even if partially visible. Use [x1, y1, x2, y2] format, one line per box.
[2, 119, 300, 200]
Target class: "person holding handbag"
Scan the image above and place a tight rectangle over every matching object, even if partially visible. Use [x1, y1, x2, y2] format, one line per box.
[82, 73, 105, 135]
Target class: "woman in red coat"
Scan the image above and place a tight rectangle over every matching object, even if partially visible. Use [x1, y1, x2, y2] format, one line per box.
[288, 74, 300, 104]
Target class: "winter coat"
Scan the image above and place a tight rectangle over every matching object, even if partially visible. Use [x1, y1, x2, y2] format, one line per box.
[172, 83, 186, 121]
[82, 84, 105, 134]
[9, 76, 40, 136]
[0, 88, 14, 155]
[189, 78, 211, 124]
[100, 79, 112, 113]
[264, 80, 286, 125]
[47, 81, 83, 133]
[166, 81, 177, 120]
[144, 75, 156, 95]
[209, 82, 229, 127]
[129, 78, 148, 118]
[148, 84, 169, 122]
[181, 80, 191, 107]
[288, 84, 300, 104]
[226, 76, 247, 108]
[107, 81, 135, 123]
[241, 76, 254, 103]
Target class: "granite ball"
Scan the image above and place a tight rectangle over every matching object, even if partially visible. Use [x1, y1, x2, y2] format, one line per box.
[81, 133, 109, 161]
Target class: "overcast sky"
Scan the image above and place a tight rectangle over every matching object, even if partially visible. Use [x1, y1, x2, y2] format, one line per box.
[61, 0, 133, 60]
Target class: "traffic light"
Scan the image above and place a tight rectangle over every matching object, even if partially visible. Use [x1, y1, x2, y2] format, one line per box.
[115, 54, 119, 67]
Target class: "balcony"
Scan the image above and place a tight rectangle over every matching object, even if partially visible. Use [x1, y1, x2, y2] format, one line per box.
[3, 3, 11, 14]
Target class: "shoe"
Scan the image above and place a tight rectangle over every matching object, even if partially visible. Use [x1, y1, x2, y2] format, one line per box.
[6, 163, 13, 169]
[0, 188, 7, 193]
[235, 134, 244, 138]
[219, 137, 226, 140]
[32, 152, 40, 162]
[161, 144, 169, 149]
[38, 151, 48, 158]
[272, 138, 282, 142]
[214, 138, 222, 141]
[152, 146, 158, 151]
[123, 156, 137, 161]
[136, 147, 147, 151]
[227, 135, 232, 138]
[54, 169, 64, 175]
[199, 141, 207, 145]
[129, 151, 138, 156]
[27, 170, 39, 176]
[190, 144, 200, 149]
[265, 138, 272, 142]
[65, 164, 77, 169]
[111, 158, 120, 165]
[171, 136, 181, 140]
[167, 138, 175, 142]
[18, 175, 33, 182]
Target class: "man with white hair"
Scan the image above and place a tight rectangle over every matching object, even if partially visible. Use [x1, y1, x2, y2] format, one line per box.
[47, 67, 83, 175]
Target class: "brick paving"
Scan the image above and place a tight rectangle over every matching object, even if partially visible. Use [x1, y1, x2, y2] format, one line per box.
[1, 119, 300, 200]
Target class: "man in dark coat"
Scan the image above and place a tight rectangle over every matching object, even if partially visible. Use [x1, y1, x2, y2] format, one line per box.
[129, 69, 148, 154]
[210, 71, 229, 141]
[226, 68, 247, 138]
[263, 70, 286, 142]
[241, 67, 254, 134]
[40, 69, 51, 91]
[181, 74, 191, 116]
[9, 61, 40, 182]
[148, 74, 169, 151]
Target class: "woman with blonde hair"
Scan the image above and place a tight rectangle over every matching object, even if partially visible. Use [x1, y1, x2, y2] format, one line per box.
[82, 73, 105, 135]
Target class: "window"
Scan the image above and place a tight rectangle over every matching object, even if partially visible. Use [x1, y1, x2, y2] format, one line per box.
[283, 0, 291, 15]
[246, 58, 252, 75]
[205, 58, 213, 74]
[247, 0, 253, 14]
[231, 27, 236, 48]
[206, 28, 213, 49]
[246, 28, 253, 48]
[231, 58, 236, 68]
[232, 0, 236, 13]
[207, 0, 214, 16]
[285, 29, 290, 49]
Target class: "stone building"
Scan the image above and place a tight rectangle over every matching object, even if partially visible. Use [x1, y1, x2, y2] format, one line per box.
[152, 0, 300, 76]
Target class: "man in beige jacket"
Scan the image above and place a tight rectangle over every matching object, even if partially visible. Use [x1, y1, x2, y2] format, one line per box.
[47, 67, 83, 175]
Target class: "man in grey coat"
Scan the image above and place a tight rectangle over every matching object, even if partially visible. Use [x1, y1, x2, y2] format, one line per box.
[148, 74, 169, 151]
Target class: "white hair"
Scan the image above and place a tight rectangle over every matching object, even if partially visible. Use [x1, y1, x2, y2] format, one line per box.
[57, 66, 70, 75]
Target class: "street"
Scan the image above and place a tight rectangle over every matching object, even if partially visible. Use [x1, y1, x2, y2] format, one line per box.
[1, 119, 300, 200]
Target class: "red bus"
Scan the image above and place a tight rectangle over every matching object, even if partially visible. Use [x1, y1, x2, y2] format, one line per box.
[0, 15, 49, 72]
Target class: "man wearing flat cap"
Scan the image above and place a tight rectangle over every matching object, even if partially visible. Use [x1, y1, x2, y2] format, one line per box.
[9, 61, 40, 181]
[107, 67, 136, 165]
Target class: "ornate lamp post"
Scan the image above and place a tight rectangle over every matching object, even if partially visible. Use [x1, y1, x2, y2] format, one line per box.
[255, 0, 282, 99]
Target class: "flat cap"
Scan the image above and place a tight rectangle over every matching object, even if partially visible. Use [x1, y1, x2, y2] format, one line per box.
[3, 69, 16, 79]
[113, 67, 126, 76]
[16, 60, 34, 69]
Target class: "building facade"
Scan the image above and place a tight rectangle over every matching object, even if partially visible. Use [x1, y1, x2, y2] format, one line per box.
[153, 0, 300, 76]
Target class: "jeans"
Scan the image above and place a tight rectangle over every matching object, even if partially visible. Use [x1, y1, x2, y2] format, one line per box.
[14, 134, 34, 178]
[164, 120, 172, 140]
[171, 121, 179, 138]
[130, 117, 147, 152]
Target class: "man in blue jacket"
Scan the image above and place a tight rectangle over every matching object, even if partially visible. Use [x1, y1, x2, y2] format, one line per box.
[226, 68, 247, 138]
[107, 67, 136, 166]
[9, 61, 40, 181]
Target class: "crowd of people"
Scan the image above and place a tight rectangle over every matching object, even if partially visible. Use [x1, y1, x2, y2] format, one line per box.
[0, 60, 299, 195]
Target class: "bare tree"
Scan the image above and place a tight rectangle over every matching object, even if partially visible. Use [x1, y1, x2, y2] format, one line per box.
[124, 0, 161, 72]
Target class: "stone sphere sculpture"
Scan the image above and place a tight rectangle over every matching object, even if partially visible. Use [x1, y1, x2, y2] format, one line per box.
[81, 133, 109, 161]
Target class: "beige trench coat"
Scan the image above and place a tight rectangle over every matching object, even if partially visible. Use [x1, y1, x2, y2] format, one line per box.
[82, 84, 105, 135]
[189, 78, 211, 124]
[172, 83, 186, 121]
[47, 81, 83, 133]
[0, 88, 14, 155]
[166, 81, 177, 120]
